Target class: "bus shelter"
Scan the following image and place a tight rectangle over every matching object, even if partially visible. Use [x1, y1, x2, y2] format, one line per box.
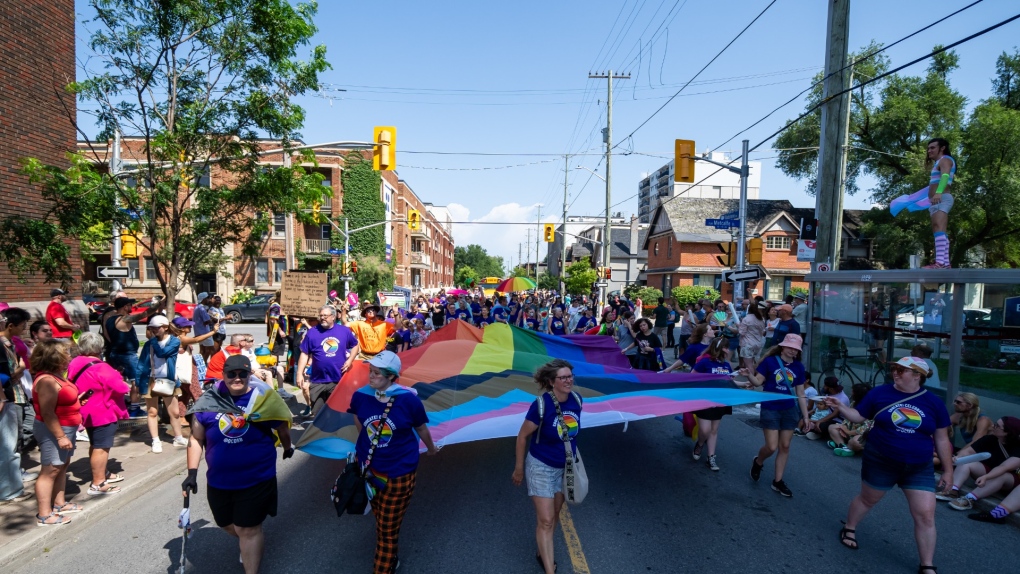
[804, 268, 1020, 423]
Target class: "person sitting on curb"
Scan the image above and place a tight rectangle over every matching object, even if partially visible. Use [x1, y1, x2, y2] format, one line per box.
[799, 377, 849, 439]
[825, 384, 872, 456]
[938, 416, 1020, 512]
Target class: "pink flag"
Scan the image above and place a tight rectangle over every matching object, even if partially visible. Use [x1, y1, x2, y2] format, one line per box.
[347, 292, 359, 307]
[889, 187, 931, 217]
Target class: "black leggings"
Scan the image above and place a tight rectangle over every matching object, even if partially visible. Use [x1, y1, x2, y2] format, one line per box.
[666, 324, 676, 348]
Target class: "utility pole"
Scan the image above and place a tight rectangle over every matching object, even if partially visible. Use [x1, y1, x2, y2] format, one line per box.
[111, 129, 123, 293]
[525, 228, 532, 276]
[813, 0, 851, 270]
[589, 70, 629, 305]
[535, 204, 541, 280]
[561, 155, 569, 293]
[518, 243, 522, 276]
[735, 139, 750, 300]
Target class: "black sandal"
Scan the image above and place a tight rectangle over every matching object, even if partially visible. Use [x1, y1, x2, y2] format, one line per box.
[839, 521, 858, 550]
[918, 566, 937, 574]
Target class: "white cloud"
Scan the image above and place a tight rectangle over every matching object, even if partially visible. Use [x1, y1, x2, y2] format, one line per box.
[448, 201, 548, 270]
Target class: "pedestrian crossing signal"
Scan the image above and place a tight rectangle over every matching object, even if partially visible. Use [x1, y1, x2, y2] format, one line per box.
[351, 260, 358, 274]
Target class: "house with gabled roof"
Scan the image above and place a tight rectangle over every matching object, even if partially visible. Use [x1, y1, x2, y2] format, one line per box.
[642, 198, 871, 301]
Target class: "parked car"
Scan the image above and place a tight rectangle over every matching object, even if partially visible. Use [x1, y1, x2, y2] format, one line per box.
[83, 294, 111, 323]
[131, 297, 196, 322]
[221, 294, 273, 323]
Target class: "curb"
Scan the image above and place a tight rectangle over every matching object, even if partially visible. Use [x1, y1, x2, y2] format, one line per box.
[0, 449, 184, 572]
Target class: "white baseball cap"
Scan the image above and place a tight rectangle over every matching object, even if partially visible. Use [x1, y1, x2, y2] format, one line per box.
[148, 314, 170, 328]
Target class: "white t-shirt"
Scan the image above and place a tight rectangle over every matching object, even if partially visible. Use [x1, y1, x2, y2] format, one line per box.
[151, 337, 170, 378]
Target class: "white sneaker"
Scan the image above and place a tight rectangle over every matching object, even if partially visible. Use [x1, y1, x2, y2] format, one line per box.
[76, 430, 90, 443]
[172, 436, 189, 448]
[151, 439, 163, 453]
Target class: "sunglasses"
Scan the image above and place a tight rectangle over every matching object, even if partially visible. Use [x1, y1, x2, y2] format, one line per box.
[225, 370, 250, 379]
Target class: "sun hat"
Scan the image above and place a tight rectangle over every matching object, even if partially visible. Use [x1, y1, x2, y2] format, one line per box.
[365, 350, 401, 377]
[360, 301, 381, 316]
[778, 333, 803, 351]
[888, 356, 931, 377]
[148, 314, 170, 328]
[794, 293, 807, 301]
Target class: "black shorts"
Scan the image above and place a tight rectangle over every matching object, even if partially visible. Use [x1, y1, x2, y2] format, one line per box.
[207, 477, 278, 528]
[85, 422, 118, 449]
[308, 382, 337, 415]
[694, 406, 732, 421]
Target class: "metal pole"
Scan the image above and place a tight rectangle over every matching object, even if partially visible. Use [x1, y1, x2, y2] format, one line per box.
[604, 70, 613, 307]
[111, 129, 123, 293]
[945, 283, 965, 410]
[344, 217, 350, 296]
[283, 151, 295, 271]
[561, 155, 569, 293]
[734, 139, 750, 301]
[535, 204, 541, 280]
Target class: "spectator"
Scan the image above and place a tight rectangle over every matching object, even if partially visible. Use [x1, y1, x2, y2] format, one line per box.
[938, 415, 1020, 510]
[45, 289, 76, 341]
[67, 332, 129, 495]
[296, 305, 359, 417]
[137, 315, 185, 453]
[31, 339, 81, 525]
[1, 310, 32, 504]
[768, 304, 800, 348]
[949, 392, 993, 450]
[764, 306, 779, 343]
[665, 301, 679, 352]
[1, 309, 32, 474]
[826, 383, 873, 456]
[170, 316, 216, 419]
[738, 302, 767, 375]
[911, 344, 940, 389]
[192, 293, 216, 361]
[206, 334, 244, 382]
[652, 298, 669, 343]
[210, 295, 227, 338]
[676, 304, 696, 355]
[266, 291, 288, 364]
[799, 376, 849, 439]
[791, 293, 807, 328]
[105, 296, 163, 419]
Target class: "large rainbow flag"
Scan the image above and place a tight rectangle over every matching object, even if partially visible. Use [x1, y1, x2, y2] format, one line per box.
[297, 321, 789, 459]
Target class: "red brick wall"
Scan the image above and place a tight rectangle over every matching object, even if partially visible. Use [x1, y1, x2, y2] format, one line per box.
[0, 0, 78, 301]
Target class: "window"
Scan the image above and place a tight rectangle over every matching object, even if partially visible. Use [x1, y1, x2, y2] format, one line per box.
[667, 236, 673, 259]
[654, 241, 659, 255]
[661, 274, 672, 295]
[256, 259, 269, 284]
[767, 277, 785, 301]
[273, 260, 286, 283]
[127, 259, 139, 279]
[196, 167, 210, 188]
[694, 274, 716, 288]
[143, 258, 157, 281]
[273, 213, 286, 237]
[321, 224, 331, 240]
[766, 236, 791, 250]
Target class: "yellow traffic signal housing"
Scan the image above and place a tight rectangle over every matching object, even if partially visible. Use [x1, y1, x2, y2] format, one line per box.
[747, 238, 764, 265]
[674, 139, 696, 183]
[716, 241, 737, 267]
[121, 234, 137, 259]
[407, 209, 421, 231]
[543, 223, 555, 242]
[373, 126, 396, 171]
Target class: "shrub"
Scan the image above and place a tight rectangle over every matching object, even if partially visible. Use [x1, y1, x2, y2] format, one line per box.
[672, 285, 719, 308]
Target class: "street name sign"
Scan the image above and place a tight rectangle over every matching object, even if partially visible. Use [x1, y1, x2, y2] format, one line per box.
[705, 218, 740, 229]
[722, 268, 762, 283]
[595, 282, 609, 288]
[721, 211, 739, 220]
[327, 248, 345, 255]
[97, 266, 130, 279]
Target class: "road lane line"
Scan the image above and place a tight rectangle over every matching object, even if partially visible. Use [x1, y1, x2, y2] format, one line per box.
[559, 506, 591, 574]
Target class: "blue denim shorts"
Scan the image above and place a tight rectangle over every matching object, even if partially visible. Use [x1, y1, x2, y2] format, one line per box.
[861, 448, 936, 492]
[760, 406, 801, 431]
[525, 453, 564, 499]
[106, 353, 139, 382]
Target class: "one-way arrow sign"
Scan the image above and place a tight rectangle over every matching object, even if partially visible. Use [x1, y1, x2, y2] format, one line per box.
[98, 266, 130, 279]
[722, 268, 762, 283]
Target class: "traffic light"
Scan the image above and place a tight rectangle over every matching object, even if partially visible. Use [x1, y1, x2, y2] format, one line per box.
[674, 139, 696, 183]
[543, 223, 555, 242]
[340, 262, 349, 275]
[373, 126, 396, 170]
[407, 209, 421, 231]
[120, 233, 137, 259]
[604, 267, 612, 280]
[351, 260, 358, 274]
[747, 238, 764, 265]
[716, 242, 737, 267]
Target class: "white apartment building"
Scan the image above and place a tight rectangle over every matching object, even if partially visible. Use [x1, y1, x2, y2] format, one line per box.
[638, 152, 761, 223]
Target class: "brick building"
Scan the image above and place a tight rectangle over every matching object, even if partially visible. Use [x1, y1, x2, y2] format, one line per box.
[0, 0, 79, 303]
[80, 140, 453, 300]
[643, 198, 871, 302]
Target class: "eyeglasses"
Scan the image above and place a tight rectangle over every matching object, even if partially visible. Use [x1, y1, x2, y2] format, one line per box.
[993, 421, 1004, 430]
[245, 338, 254, 343]
[554, 375, 574, 382]
[225, 370, 250, 379]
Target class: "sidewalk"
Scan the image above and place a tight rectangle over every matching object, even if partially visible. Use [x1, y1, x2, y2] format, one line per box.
[0, 385, 307, 570]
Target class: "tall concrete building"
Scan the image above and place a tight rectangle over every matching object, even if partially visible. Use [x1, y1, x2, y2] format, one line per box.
[638, 152, 761, 223]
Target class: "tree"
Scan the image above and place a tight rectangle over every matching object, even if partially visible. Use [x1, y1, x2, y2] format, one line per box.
[454, 244, 504, 279]
[774, 43, 1020, 268]
[1, 0, 330, 310]
[348, 255, 394, 303]
[671, 285, 719, 308]
[564, 257, 597, 296]
[536, 273, 559, 291]
[511, 266, 530, 277]
[454, 265, 477, 288]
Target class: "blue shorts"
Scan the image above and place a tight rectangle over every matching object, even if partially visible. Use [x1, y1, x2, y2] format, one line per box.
[760, 406, 801, 431]
[106, 353, 139, 383]
[861, 448, 935, 492]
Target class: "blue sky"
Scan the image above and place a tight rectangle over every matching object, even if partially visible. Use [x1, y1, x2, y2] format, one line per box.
[75, 0, 1019, 268]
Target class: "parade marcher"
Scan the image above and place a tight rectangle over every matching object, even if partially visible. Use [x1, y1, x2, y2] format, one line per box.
[349, 351, 437, 574]
[768, 304, 800, 349]
[31, 340, 81, 525]
[823, 357, 952, 574]
[296, 305, 359, 417]
[572, 308, 594, 334]
[546, 308, 568, 336]
[614, 311, 640, 368]
[691, 337, 749, 471]
[630, 318, 662, 371]
[349, 302, 395, 359]
[923, 137, 955, 269]
[137, 315, 185, 453]
[661, 324, 714, 373]
[665, 302, 679, 351]
[652, 298, 669, 343]
[68, 332, 129, 494]
[746, 334, 813, 498]
[512, 359, 582, 574]
[105, 296, 164, 419]
[183, 355, 293, 574]
[45, 289, 76, 341]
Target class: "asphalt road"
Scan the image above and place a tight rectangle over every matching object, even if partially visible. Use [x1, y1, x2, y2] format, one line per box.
[11, 409, 1018, 574]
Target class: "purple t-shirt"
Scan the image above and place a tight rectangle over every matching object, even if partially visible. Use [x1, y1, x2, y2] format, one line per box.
[195, 387, 280, 489]
[756, 355, 805, 411]
[526, 392, 582, 468]
[349, 390, 429, 478]
[299, 323, 358, 383]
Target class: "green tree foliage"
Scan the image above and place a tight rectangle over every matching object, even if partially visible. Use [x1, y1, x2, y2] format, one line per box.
[454, 244, 504, 279]
[349, 255, 394, 303]
[626, 286, 663, 313]
[671, 285, 719, 308]
[2, 0, 330, 306]
[536, 273, 559, 291]
[454, 265, 476, 288]
[341, 152, 385, 258]
[775, 44, 1020, 268]
[564, 257, 597, 296]
[511, 266, 530, 277]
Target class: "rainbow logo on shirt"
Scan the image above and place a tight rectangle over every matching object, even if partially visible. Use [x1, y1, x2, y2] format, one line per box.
[890, 407, 923, 430]
[321, 337, 340, 357]
[365, 416, 395, 447]
[556, 412, 580, 440]
[217, 413, 249, 438]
